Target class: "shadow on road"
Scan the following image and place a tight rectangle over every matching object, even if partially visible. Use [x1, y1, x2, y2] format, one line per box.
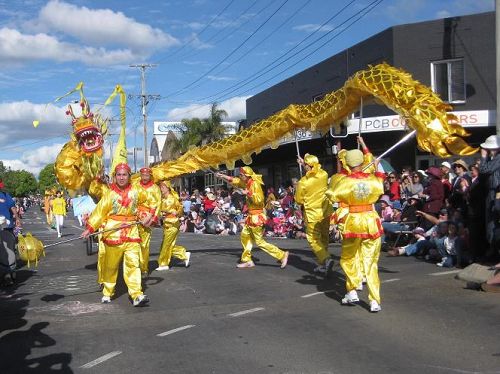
[0, 269, 73, 373]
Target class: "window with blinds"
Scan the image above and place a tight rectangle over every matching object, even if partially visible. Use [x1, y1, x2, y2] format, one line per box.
[430, 59, 466, 104]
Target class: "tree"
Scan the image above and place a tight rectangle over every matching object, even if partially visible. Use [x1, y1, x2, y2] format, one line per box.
[200, 102, 228, 145]
[3, 170, 37, 196]
[38, 163, 57, 193]
[162, 102, 229, 160]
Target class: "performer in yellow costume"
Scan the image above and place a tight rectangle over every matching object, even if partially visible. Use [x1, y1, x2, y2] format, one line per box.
[216, 167, 289, 269]
[135, 167, 161, 276]
[295, 154, 334, 276]
[88, 173, 110, 287]
[326, 144, 384, 313]
[44, 190, 54, 226]
[156, 181, 191, 271]
[51, 190, 67, 238]
[82, 163, 150, 307]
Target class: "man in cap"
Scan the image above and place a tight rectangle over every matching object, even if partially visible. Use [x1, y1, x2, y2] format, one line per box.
[295, 153, 334, 276]
[82, 163, 151, 307]
[134, 167, 161, 277]
[326, 142, 385, 313]
[216, 167, 289, 268]
[479, 135, 500, 257]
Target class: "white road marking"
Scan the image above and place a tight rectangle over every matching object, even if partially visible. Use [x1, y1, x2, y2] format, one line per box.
[428, 270, 461, 276]
[301, 290, 334, 298]
[228, 307, 265, 317]
[80, 351, 122, 369]
[157, 325, 196, 337]
[382, 278, 400, 283]
[72, 224, 84, 231]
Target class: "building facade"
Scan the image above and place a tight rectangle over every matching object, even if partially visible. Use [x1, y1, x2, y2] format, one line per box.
[245, 12, 495, 189]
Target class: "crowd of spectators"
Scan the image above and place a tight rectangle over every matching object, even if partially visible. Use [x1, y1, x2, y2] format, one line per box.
[382, 136, 500, 270]
[176, 179, 309, 239]
[172, 135, 500, 273]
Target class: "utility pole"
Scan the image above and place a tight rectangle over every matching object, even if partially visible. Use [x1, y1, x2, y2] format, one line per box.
[129, 64, 160, 166]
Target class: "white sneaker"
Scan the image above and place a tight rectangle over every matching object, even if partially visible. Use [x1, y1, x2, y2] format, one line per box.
[156, 265, 170, 271]
[133, 294, 149, 307]
[356, 283, 363, 291]
[341, 290, 359, 305]
[236, 261, 255, 268]
[436, 257, 447, 267]
[58, 233, 62, 238]
[101, 296, 111, 304]
[185, 252, 191, 268]
[370, 300, 381, 313]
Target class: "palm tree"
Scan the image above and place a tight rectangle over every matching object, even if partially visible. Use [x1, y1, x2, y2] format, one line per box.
[199, 103, 228, 145]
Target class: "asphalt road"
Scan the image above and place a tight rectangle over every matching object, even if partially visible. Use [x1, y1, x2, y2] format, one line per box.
[1, 207, 499, 374]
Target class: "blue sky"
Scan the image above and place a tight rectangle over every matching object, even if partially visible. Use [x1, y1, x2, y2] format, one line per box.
[0, 0, 494, 175]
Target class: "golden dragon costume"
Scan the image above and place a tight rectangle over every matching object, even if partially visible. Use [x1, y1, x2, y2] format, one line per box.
[147, 63, 476, 182]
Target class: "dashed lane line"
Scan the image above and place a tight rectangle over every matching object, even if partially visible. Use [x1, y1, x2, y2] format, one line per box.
[381, 278, 400, 283]
[80, 351, 122, 369]
[228, 307, 265, 317]
[157, 325, 196, 337]
[428, 270, 461, 276]
[301, 290, 334, 298]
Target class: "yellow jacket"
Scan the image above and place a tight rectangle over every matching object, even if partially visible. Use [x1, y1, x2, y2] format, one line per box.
[326, 171, 384, 239]
[51, 197, 66, 216]
[160, 192, 183, 226]
[86, 183, 145, 245]
[295, 167, 333, 223]
[134, 180, 162, 224]
[231, 177, 266, 227]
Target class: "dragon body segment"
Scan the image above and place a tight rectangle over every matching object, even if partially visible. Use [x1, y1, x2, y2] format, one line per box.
[150, 63, 476, 182]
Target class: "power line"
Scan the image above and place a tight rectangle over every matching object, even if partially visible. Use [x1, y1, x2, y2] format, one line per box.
[176, 0, 272, 62]
[178, 0, 314, 95]
[154, 0, 236, 64]
[163, 0, 291, 100]
[229, 0, 385, 99]
[193, 0, 357, 103]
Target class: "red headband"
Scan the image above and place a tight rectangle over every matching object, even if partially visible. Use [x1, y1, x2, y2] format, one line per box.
[115, 163, 131, 174]
[140, 167, 152, 174]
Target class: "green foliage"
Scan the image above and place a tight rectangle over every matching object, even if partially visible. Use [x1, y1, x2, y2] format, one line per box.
[2, 170, 37, 196]
[164, 102, 229, 159]
[38, 163, 57, 193]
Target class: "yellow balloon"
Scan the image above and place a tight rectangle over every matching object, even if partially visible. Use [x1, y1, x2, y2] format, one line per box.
[33, 120, 40, 128]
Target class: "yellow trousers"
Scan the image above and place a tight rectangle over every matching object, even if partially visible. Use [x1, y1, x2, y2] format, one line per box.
[97, 234, 105, 284]
[101, 242, 143, 300]
[240, 225, 285, 263]
[138, 225, 152, 273]
[158, 221, 188, 267]
[305, 218, 331, 265]
[340, 237, 381, 304]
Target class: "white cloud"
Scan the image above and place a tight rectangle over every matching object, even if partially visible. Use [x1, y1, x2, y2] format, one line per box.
[207, 75, 236, 81]
[2, 142, 65, 176]
[34, 0, 179, 52]
[293, 24, 334, 33]
[0, 27, 142, 66]
[166, 96, 250, 122]
[436, 10, 452, 18]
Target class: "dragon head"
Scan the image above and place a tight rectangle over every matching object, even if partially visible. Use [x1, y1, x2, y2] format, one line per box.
[67, 99, 107, 154]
